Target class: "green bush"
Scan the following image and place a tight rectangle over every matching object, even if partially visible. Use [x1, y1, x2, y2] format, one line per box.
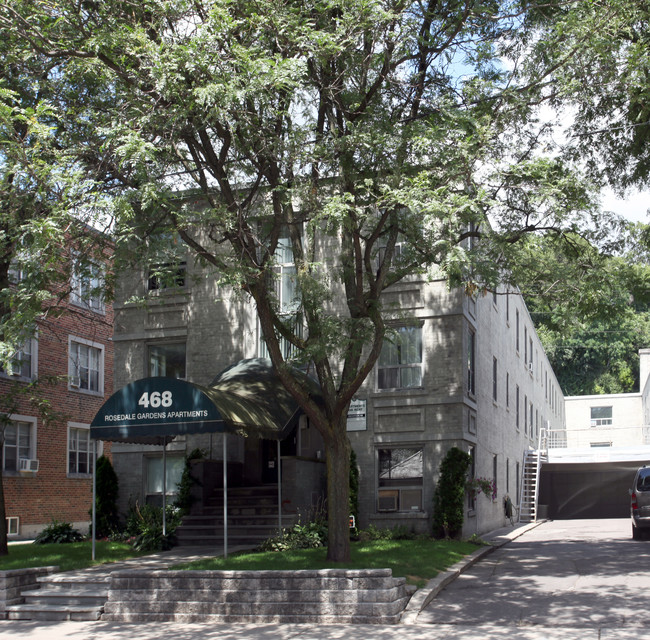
[258, 519, 328, 552]
[124, 502, 182, 552]
[432, 447, 471, 539]
[94, 455, 119, 538]
[33, 520, 85, 544]
[357, 524, 417, 542]
[174, 448, 205, 515]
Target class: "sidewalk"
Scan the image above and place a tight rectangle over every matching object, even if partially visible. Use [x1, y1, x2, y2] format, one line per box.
[0, 522, 560, 640]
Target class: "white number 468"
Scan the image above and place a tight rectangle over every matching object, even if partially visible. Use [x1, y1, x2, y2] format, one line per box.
[138, 391, 173, 409]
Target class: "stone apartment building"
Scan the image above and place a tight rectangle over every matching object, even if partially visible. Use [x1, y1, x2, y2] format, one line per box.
[109, 232, 565, 539]
[2, 243, 113, 539]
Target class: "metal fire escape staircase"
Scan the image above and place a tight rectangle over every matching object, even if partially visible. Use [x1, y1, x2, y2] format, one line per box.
[518, 428, 548, 523]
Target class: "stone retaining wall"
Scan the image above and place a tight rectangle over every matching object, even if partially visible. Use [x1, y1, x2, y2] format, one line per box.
[103, 568, 409, 624]
[0, 567, 59, 617]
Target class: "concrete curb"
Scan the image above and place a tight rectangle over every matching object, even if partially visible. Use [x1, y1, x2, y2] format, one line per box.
[400, 520, 546, 625]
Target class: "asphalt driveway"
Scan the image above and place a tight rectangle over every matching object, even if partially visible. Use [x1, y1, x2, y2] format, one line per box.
[417, 518, 650, 628]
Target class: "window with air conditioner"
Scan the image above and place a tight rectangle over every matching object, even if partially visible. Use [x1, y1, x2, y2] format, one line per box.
[590, 406, 613, 427]
[377, 448, 423, 512]
[3, 418, 36, 473]
[0, 337, 37, 380]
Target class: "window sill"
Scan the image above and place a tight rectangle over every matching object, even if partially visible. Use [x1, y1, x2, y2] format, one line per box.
[68, 387, 104, 398]
[67, 473, 92, 479]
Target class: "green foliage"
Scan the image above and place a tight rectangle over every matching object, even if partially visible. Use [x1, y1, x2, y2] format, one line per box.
[94, 455, 119, 538]
[1, 0, 639, 562]
[433, 447, 472, 540]
[466, 477, 497, 502]
[0, 541, 145, 572]
[173, 448, 205, 516]
[357, 524, 417, 542]
[258, 519, 328, 552]
[124, 502, 182, 552]
[33, 520, 84, 545]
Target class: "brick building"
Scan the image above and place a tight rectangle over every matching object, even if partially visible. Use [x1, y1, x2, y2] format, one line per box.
[2, 242, 113, 539]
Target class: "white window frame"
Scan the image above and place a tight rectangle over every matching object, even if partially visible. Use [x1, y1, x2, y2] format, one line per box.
[377, 325, 423, 390]
[590, 406, 613, 427]
[70, 256, 105, 313]
[67, 422, 98, 476]
[2, 415, 37, 474]
[68, 336, 105, 396]
[0, 336, 38, 381]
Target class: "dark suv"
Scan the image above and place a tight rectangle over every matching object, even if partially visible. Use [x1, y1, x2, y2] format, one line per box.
[630, 466, 650, 540]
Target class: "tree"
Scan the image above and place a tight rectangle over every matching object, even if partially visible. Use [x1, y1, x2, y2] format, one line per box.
[519, 1, 650, 193]
[432, 446, 471, 539]
[0, 46, 112, 555]
[0, 0, 631, 561]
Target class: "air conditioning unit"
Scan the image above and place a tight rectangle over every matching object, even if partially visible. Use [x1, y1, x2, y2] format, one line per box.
[19, 458, 39, 473]
[527, 362, 533, 372]
[69, 376, 80, 388]
[377, 493, 398, 511]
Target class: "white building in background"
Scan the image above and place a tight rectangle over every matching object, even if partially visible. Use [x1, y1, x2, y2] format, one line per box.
[557, 349, 650, 463]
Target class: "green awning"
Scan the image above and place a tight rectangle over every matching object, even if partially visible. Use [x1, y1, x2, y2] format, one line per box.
[90, 358, 318, 443]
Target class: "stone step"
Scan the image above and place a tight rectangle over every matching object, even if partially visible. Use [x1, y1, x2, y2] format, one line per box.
[19, 587, 108, 607]
[5, 603, 103, 621]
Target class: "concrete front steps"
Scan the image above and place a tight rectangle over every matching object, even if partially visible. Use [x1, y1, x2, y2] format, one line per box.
[175, 485, 297, 547]
[5, 573, 109, 621]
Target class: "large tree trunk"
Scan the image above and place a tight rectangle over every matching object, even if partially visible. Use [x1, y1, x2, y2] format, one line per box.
[324, 423, 351, 563]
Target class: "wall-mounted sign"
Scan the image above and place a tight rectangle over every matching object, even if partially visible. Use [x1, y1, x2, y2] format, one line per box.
[346, 398, 367, 431]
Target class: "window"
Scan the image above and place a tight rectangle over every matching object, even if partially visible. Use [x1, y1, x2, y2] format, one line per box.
[467, 328, 476, 395]
[524, 326, 528, 363]
[6, 517, 19, 536]
[516, 385, 520, 429]
[71, 258, 104, 312]
[524, 395, 528, 434]
[506, 372, 510, 408]
[590, 406, 613, 427]
[516, 310, 520, 352]
[492, 357, 498, 402]
[148, 262, 186, 291]
[377, 448, 423, 512]
[68, 423, 91, 475]
[145, 456, 185, 498]
[0, 337, 37, 380]
[69, 337, 104, 394]
[258, 228, 303, 358]
[378, 326, 423, 389]
[529, 400, 534, 436]
[3, 418, 36, 472]
[148, 343, 186, 378]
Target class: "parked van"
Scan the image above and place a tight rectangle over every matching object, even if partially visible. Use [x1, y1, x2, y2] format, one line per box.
[630, 466, 650, 540]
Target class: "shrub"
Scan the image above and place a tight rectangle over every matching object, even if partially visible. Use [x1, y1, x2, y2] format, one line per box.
[94, 455, 119, 538]
[124, 502, 182, 552]
[174, 448, 205, 516]
[432, 446, 471, 539]
[357, 524, 417, 542]
[258, 518, 328, 552]
[33, 520, 85, 544]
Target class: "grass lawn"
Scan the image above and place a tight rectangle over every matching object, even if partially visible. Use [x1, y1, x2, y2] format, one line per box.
[0, 541, 147, 573]
[173, 538, 479, 587]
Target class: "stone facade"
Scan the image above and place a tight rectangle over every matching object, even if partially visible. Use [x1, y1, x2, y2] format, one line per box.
[111, 241, 564, 538]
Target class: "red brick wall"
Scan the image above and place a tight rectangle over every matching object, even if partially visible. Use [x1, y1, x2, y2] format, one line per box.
[2, 247, 115, 535]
